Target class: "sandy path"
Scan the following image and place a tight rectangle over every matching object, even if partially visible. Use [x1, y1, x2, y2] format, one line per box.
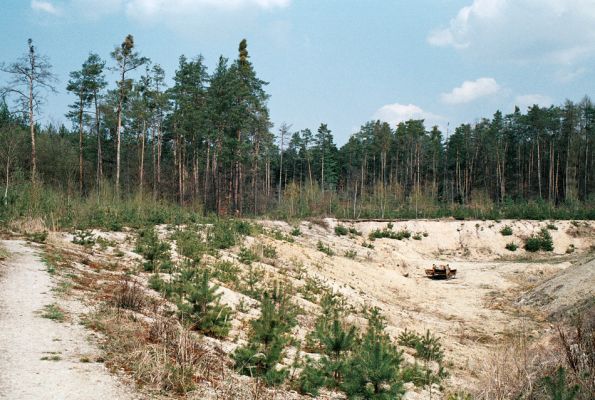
[0, 240, 138, 400]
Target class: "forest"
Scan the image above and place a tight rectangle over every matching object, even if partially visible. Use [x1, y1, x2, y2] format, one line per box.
[1, 35, 594, 226]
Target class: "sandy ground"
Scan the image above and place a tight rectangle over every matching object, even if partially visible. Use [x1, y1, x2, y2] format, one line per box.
[0, 240, 138, 400]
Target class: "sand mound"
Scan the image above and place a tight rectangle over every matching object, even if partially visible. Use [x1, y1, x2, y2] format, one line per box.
[519, 256, 595, 320]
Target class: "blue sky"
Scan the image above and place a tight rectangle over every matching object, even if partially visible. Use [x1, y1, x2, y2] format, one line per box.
[1, 0, 594, 145]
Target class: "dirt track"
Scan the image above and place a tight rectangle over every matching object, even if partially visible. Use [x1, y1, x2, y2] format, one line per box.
[0, 240, 137, 400]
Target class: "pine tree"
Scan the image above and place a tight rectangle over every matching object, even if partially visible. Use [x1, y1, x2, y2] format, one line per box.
[177, 270, 232, 338]
[233, 289, 296, 386]
[343, 308, 404, 399]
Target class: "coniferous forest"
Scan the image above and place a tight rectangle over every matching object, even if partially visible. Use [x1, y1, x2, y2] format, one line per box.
[1, 35, 594, 226]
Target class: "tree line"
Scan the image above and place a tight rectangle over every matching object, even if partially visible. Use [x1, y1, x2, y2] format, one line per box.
[1, 36, 593, 219]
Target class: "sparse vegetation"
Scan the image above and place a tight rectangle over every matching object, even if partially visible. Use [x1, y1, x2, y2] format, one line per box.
[317, 240, 335, 256]
[41, 303, 65, 322]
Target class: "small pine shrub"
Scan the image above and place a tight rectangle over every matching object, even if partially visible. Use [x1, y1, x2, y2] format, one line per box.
[565, 244, 575, 254]
[506, 242, 518, 251]
[208, 221, 236, 249]
[233, 289, 297, 386]
[291, 227, 301, 236]
[413, 233, 422, 240]
[546, 223, 558, 230]
[500, 226, 513, 236]
[136, 227, 171, 272]
[335, 225, 349, 236]
[177, 270, 233, 338]
[317, 241, 335, 256]
[171, 229, 205, 262]
[525, 228, 554, 252]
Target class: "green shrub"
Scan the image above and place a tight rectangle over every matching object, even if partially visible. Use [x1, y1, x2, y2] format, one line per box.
[211, 260, 240, 284]
[208, 221, 236, 250]
[398, 328, 421, 349]
[566, 244, 575, 254]
[238, 247, 259, 265]
[524, 228, 554, 252]
[500, 225, 513, 236]
[413, 233, 422, 240]
[334, 225, 349, 236]
[136, 227, 171, 272]
[263, 244, 277, 258]
[546, 223, 558, 230]
[505, 242, 518, 251]
[171, 229, 205, 262]
[290, 227, 301, 236]
[317, 241, 335, 256]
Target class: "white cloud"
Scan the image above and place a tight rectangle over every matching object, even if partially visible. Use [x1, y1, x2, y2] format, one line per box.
[514, 94, 553, 110]
[31, 0, 61, 15]
[428, 0, 595, 65]
[373, 103, 444, 127]
[125, 0, 290, 19]
[441, 78, 500, 105]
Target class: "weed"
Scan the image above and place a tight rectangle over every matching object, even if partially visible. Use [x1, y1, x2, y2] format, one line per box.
[27, 231, 48, 243]
[413, 233, 422, 240]
[113, 279, 145, 311]
[42, 303, 65, 322]
[72, 230, 96, 246]
[344, 249, 357, 259]
[263, 244, 277, 258]
[566, 244, 575, 254]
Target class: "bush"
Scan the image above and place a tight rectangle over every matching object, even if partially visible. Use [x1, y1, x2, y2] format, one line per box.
[506, 242, 519, 251]
[546, 223, 558, 230]
[369, 228, 411, 240]
[334, 224, 349, 236]
[210, 260, 240, 284]
[524, 228, 554, 252]
[263, 244, 277, 258]
[290, 227, 301, 236]
[500, 225, 513, 236]
[208, 221, 236, 249]
[297, 357, 327, 396]
[348, 227, 361, 236]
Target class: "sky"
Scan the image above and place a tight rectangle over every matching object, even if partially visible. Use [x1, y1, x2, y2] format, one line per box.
[1, 0, 594, 145]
